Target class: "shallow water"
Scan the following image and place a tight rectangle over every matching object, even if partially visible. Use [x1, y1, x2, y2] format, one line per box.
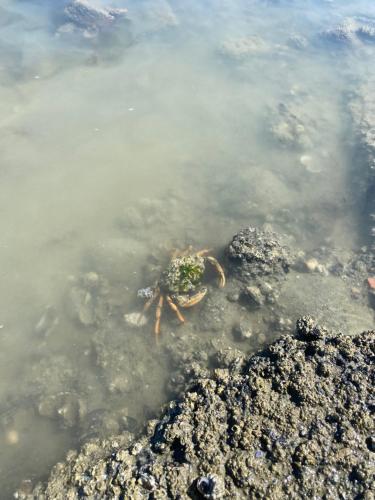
[0, 0, 374, 496]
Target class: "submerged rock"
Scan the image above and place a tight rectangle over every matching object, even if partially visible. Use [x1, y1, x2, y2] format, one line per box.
[287, 34, 308, 49]
[227, 226, 293, 283]
[38, 392, 87, 428]
[65, 272, 112, 327]
[124, 311, 148, 327]
[270, 102, 313, 149]
[323, 18, 359, 44]
[322, 16, 375, 46]
[26, 317, 374, 499]
[58, 0, 128, 38]
[220, 36, 268, 59]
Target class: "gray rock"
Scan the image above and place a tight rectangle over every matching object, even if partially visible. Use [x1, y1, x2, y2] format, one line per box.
[226, 291, 240, 302]
[322, 17, 375, 46]
[79, 409, 122, 442]
[244, 285, 265, 307]
[38, 392, 87, 428]
[270, 102, 312, 149]
[357, 23, 375, 42]
[227, 227, 293, 283]
[60, 0, 128, 37]
[287, 34, 308, 49]
[124, 312, 148, 328]
[323, 19, 359, 44]
[232, 322, 253, 341]
[66, 286, 96, 326]
[30, 318, 375, 499]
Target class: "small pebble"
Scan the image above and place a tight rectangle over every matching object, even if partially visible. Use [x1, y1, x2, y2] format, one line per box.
[5, 429, 19, 445]
[233, 323, 253, 341]
[316, 264, 329, 276]
[17, 479, 33, 495]
[258, 333, 267, 343]
[300, 154, 321, 173]
[124, 312, 148, 327]
[226, 291, 240, 302]
[304, 258, 319, 272]
[84, 272, 99, 289]
[245, 286, 264, 307]
[351, 287, 361, 299]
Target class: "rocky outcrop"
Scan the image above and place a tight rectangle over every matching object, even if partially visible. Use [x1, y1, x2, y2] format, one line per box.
[26, 317, 374, 499]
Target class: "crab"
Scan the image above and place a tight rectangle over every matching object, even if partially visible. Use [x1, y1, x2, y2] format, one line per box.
[139, 248, 225, 337]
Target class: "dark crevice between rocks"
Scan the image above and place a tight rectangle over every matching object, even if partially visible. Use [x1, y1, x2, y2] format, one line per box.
[171, 438, 187, 464]
[287, 385, 304, 406]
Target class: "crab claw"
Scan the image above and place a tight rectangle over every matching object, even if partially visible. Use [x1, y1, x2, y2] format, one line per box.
[206, 256, 226, 288]
[175, 287, 208, 308]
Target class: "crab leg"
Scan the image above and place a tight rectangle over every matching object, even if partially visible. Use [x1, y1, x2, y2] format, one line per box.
[155, 294, 164, 336]
[196, 248, 212, 257]
[138, 289, 159, 326]
[166, 295, 185, 324]
[142, 289, 159, 314]
[179, 287, 207, 308]
[206, 256, 226, 288]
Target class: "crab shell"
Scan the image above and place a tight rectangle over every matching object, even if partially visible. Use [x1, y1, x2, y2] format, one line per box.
[160, 255, 206, 294]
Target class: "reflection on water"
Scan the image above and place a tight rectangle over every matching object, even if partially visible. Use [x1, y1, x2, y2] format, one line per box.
[0, 0, 374, 496]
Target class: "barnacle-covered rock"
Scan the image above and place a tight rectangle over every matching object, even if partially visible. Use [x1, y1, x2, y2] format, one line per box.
[28, 318, 374, 499]
[227, 226, 293, 283]
[322, 16, 375, 46]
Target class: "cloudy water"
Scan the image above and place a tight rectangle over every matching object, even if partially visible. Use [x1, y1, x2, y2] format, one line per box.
[0, 0, 374, 496]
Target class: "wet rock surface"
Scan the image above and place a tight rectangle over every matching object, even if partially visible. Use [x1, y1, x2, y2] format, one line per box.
[269, 102, 314, 149]
[227, 226, 293, 283]
[322, 17, 375, 46]
[57, 0, 129, 38]
[25, 317, 374, 499]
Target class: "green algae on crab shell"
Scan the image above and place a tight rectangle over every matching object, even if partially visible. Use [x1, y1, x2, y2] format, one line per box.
[161, 256, 205, 293]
